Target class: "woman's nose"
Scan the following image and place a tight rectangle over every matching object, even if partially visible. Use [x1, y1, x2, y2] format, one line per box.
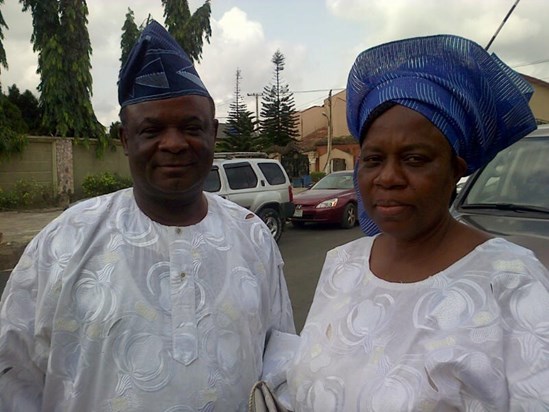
[374, 159, 406, 188]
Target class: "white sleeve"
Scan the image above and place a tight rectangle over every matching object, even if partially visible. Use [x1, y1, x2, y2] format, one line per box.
[496, 257, 549, 410]
[0, 239, 45, 411]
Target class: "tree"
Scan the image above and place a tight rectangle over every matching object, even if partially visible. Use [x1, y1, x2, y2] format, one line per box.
[260, 50, 299, 149]
[0, 86, 28, 161]
[217, 69, 260, 152]
[7, 84, 42, 134]
[0, 0, 8, 74]
[120, 8, 140, 68]
[20, 0, 106, 147]
[162, 0, 212, 63]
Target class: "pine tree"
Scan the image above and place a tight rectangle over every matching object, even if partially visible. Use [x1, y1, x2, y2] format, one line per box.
[162, 0, 211, 63]
[260, 50, 299, 148]
[120, 8, 140, 68]
[20, 0, 106, 146]
[0, 0, 8, 74]
[217, 69, 260, 152]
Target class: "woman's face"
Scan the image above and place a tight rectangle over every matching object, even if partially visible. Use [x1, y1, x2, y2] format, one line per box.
[357, 105, 466, 241]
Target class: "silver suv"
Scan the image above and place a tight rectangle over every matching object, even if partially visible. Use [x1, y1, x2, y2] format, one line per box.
[204, 152, 295, 242]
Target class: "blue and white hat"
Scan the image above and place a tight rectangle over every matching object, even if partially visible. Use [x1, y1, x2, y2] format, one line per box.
[346, 34, 537, 235]
[118, 20, 210, 108]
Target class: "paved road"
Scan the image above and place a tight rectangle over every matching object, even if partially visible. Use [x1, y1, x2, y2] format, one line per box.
[279, 223, 363, 332]
[0, 209, 363, 332]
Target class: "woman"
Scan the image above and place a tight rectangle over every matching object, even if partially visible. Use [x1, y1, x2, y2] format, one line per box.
[282, 35, 549, 411]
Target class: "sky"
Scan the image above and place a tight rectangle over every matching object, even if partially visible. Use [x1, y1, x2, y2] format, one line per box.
[1, 0, 549, 128]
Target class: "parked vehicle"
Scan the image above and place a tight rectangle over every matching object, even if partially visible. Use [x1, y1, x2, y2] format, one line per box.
[290, 170, 357, 229]
[451, 124, 549, 269]
[203, 152, 294, 242]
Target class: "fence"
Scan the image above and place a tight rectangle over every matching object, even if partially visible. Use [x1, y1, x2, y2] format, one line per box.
[0, 136, 131, 199]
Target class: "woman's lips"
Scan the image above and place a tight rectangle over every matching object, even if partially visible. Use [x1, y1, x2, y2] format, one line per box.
[374, 200, 409, 216]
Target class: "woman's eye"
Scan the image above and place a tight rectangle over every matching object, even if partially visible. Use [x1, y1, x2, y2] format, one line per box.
[404, 155, 427, 165]
[361, 155, 382, 167]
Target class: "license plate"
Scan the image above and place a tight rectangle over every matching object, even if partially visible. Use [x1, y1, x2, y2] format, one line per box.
[293, 209, 303, 217]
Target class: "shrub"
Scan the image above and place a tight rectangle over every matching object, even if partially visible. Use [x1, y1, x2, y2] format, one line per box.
[0, 179, 58, 210]
[81, 172, 132, 198]
[310, 171, 326, 183]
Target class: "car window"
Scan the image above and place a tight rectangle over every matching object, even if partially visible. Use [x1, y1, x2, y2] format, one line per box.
[224, 162, 258, 190]
[204, 167, 221, 192]
[313, 173, 354, 190]
[464, 137, 549, 208]
[258, 162, 287, 185]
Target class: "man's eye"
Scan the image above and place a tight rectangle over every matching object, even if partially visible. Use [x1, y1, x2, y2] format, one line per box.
[185, 125, 203, 133]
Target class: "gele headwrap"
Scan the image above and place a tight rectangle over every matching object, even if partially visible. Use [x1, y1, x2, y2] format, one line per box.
[346, 34, 537, 235]
[118, 20, 210, 108]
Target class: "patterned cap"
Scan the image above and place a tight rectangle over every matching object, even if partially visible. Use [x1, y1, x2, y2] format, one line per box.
[346, 34, 537, 235]
[118, 20, 210, 108]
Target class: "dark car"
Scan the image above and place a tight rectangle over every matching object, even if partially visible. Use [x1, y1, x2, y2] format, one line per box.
[451, 124, 549, 269]
[290, 171, 357, 229]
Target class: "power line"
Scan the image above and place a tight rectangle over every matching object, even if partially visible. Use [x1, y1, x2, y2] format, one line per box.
[512, 58, 549, 69]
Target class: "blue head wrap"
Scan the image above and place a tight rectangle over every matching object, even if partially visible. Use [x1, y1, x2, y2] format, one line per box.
[346, 34, 537, 236]
[118, 20, 210, 108]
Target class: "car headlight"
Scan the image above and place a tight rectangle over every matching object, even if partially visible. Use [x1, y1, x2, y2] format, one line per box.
[316, 198, 339, 208]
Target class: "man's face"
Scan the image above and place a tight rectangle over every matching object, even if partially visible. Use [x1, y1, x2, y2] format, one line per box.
[120, 95, 218, 204]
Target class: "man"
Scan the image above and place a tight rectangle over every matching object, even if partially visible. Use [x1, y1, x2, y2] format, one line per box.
[0, 20, 295, 411]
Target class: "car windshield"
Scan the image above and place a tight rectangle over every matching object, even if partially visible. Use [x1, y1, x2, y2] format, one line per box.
[312, 173, 354, 190]
[462, 137, 549, 210]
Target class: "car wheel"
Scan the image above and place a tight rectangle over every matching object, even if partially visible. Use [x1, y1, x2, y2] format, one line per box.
[291, 220, 306, 228]
[340, 203, 357, 229]
[258, 208, 283, 242]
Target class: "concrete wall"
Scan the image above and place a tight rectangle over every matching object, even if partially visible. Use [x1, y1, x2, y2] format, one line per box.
[72, 140, 130, 197]
[0, 137, 131, 199]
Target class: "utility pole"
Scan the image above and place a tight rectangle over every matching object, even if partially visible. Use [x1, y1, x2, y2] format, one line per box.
[485, 0, 521, 51]
[324, 89, 333, 174]
[247, 92, 263, 128]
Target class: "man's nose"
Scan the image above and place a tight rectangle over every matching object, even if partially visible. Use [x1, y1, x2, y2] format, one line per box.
[158, 129, 188, 152]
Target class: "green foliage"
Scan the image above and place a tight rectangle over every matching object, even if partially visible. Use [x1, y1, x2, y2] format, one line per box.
[20, 0, 108, 150]
[0, 0, 8, 74]
[7, 85, 43, 134]
[217, 69, 261, 152]
[260, 50, 299, 149]
[108, 121, 121, 140]
[310, 171, 326, 183]
[81, 172, 132, 198]
[0, 179, 57, 210]
[162, 0, 211, 63]
[120, 8, 140, 68]
[0, 93, 28, 161]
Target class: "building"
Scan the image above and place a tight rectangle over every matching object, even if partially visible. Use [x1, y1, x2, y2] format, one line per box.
[297, 75, 549, 173]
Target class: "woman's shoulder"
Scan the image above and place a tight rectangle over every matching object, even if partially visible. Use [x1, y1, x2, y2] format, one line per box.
[468, 237, 549, 288]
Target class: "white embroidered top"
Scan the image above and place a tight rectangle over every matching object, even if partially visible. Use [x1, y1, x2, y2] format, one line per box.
[286, 236, 549, 411]
[0, 189, 295, 412]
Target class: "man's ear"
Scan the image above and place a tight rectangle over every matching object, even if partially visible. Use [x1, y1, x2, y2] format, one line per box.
[212, 118, 219, 145]
[119, 125, 129, 156]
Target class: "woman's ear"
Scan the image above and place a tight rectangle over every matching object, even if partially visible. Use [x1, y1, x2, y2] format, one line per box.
[453, 156, 468, 183]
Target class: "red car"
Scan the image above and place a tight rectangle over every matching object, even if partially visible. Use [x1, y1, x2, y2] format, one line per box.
[290, 171, 358, 229]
